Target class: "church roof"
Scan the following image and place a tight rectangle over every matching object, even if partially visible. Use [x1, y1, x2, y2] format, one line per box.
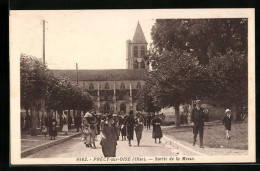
[52, 69, 148, 81]
[132, 22, 148, 44]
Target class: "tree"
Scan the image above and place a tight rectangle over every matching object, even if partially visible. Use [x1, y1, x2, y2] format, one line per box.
[151, 19, 248, 64]
[137, 81, 161, 113]
[207, 50, 248, 120]
[21, 54, 94, 134]
[143, 49, 210, 127]
[148, 18, 248, 123]
[20, 54, 49, 135]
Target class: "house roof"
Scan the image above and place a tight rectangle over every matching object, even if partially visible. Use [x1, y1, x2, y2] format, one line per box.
[52, 69, 148, 81]
[132, 22, 148, 44]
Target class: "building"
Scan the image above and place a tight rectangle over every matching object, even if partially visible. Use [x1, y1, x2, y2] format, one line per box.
[53, 22, 149, 114]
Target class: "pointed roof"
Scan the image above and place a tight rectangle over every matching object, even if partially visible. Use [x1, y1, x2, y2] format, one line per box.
[132, 22, 148, 44]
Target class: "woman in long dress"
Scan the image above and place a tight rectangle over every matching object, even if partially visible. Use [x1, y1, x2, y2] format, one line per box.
[83, 113, 96, 148]
[62, 112, 68, 135]
[151, 113, 163, 143]
[100, 114, 118, 157]
[121, 110, 135, 146]
[134, 113, 144, 146]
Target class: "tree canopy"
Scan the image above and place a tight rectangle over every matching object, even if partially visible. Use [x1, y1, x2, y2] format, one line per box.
[20, 54, 93, 112]
[138, 18, 248, 125]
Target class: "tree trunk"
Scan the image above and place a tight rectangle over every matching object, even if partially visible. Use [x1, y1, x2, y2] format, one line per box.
[30, 106, 37, 136]
[175, 104, 180, 127]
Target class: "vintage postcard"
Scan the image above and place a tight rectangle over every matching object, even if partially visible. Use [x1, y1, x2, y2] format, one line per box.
[10, 9, 255, 164]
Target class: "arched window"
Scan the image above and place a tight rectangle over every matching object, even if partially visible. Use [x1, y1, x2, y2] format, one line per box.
[133, 60, 139, 69]
[141, 46, 145, 56]
[89, 83, 94, 90]
[120, 82, 125, 90]
[134, 46, 138, 57]
[105, 82, 109, 89]
[140, 60, 145, 69]
[137, 82, 141, 89]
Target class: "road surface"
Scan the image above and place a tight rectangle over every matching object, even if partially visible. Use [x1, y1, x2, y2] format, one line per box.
[27, 129, 185, 158]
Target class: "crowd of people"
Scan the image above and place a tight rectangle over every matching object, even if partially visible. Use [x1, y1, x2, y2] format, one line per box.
[78, 109, 164, 157]
[20, 100, 236, 157]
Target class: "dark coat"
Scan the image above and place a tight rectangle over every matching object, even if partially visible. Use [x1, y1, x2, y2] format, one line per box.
[49, 119, 57, 137]
[146, 115, 152, 124]
[123, 115, 135, 140]
[135, 116, 144, 141]
[100, 123, 118, 157]
[151, 117, 163, 138]
[223, 115, 232, 131]
[191, 107, 206, 128]
[120, 116, 127, 136]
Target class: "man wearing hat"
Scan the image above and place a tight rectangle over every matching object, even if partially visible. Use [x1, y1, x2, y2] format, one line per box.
[191, 100, 207, 148]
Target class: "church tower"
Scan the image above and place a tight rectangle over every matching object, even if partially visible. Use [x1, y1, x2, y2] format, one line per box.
[126, 22, 148, 69]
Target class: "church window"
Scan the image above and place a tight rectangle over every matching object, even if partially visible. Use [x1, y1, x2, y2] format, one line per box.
[140, 60, 145, 69]
[120, 82, 125, 90]
[89, 83, 94, 90]
[137, 82, 141, 89]
[133, 60, 139, 69]
[141, 46, 145, 56]
[134, 46, 138, 57]
[105, 82, 109, 89]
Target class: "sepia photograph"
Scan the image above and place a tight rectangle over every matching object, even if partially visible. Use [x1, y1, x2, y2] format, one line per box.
[10, 9, 255, 164]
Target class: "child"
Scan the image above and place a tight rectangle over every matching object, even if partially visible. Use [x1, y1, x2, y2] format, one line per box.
[41, 124, 47, 139]
[49, 121, 57, 140]
[223, 109, 232, 139]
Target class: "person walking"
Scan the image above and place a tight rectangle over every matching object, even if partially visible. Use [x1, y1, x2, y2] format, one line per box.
[223, 109, 232, 139]
[190, 100, 208, 148]
[96, 113, 102, 135]
[49, 115, 57, 140]
[121, 110, 135, 146]
[134, 112, 144, 146]
[82, 112, 94, 148]
[100, 114, 118, 157]
[119, 115, 127, 141]
[74, 112, 82, 132]
[113, 114, 121, 140]
[62, 112, 69, 135]
[151, 113, 163, 143]
[146, 113, 152, 130]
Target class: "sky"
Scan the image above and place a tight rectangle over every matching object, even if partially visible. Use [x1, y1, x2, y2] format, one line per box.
[10, 9, 253, 70]
[10, 10, 156, 69]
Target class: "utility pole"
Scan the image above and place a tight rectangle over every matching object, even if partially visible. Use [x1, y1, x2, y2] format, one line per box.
[41, 19, 46, 129]
[76, 63, 78, 84]
[43, 20, 45, 64]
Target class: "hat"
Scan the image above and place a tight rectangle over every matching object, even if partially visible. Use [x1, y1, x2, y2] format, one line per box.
[84, 112, 92, 118]
[155, 113, 159, 116]
[225, 109, 231, 113]
[112, 114, 117, 117]
[195, 100, 202, 104]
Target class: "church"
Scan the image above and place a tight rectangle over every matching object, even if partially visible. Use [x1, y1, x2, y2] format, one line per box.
[53, 22, 149, 114]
